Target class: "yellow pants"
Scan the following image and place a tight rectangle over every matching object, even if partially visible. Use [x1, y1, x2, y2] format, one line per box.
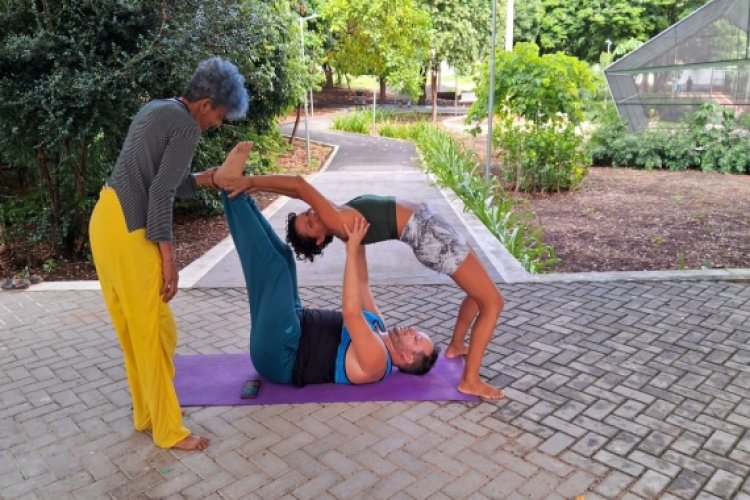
[89, 187, 190, 448]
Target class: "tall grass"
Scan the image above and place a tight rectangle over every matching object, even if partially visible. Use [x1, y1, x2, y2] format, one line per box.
[331, 109, 399, 135]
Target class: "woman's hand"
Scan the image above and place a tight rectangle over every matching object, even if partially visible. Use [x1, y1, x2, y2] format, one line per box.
[223, 176, 255, 198]
[158, 242, 179, 302]
[343, 217, 369, 252]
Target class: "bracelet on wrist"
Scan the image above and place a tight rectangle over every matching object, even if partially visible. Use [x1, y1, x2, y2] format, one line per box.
[210, 167, 219, 189]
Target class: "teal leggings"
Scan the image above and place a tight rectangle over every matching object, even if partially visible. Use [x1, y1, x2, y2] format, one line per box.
[222, 193, 302, 383]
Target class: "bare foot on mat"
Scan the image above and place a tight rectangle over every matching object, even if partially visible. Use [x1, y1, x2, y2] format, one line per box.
[445, 343, 469, 358]
[458, 379, 505, 401]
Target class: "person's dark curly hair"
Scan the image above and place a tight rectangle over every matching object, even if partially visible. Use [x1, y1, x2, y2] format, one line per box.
[285, 212, 334, 262]
[398, 345, 441, 376]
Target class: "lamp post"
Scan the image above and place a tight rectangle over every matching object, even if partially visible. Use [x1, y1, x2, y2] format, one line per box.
[505, 0, 514, 52]
[299, 14, 318, 168]
[486, 0, 497, 182]
[486, 0, 513, 182]
[606, 39, 612, 54]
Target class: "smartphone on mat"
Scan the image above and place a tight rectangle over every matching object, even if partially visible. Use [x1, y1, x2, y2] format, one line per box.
[241, 379, 261, 399]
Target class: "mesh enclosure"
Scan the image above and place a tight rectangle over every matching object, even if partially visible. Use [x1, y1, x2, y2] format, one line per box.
[605, 0, 750, 131]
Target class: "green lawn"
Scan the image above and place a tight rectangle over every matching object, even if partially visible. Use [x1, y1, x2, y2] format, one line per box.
[342, 74, 475, 93]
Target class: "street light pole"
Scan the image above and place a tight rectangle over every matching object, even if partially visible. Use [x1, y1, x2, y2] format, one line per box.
[505, 0, 514, 52]
[299, 14, 318, 168]
[604, 39, 612, 103]
[486, 0, 497, 182]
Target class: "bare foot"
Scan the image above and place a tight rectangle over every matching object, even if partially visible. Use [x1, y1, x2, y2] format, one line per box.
[172, 434, 210, 451]
[214, 141, 253, 188]
[445, 343, 469, 358]
[458, 379, 505, 400]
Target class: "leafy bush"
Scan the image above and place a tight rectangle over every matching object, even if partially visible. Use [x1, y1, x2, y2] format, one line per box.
[0, 0, 301, 261]
[588, 102, 750, 173]
[378, 123, 412, 139]
[412, 124, 558, 272]
[469, 43, 596, 127]
[468, 43, 594, 192]
[588, 105, 628, 165]
[331, 110, 374, 134]
[495, 118, 589, 192]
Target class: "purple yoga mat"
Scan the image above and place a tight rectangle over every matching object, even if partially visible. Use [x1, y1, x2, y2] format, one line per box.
[174, 353, 478, 405]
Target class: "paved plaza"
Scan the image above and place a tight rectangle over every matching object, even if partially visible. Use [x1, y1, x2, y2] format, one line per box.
[1, 113, 750, 499]
[2, 281, 750, 499]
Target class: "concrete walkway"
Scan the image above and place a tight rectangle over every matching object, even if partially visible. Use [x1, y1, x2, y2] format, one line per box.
[1, 111, 750, 499]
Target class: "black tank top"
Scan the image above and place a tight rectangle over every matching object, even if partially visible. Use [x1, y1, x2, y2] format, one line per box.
[292, 308, 344, 386]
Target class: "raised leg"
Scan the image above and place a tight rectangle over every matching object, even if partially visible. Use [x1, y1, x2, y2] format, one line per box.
[221, 192, 301, 383]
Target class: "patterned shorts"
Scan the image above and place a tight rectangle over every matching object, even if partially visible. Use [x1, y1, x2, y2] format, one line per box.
[400, 204, 469, 276]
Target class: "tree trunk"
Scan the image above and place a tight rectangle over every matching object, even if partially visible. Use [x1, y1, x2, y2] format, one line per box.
[289, 103, 302, 143]
[323, 63, 334, 88]
[431, 61, 439, 123]
[65, 140, 85, 206]
[35, 147, 61, 246]
[418, 65, 428, 105]
[515, 156, 522, 192]
[67, 140, 89, 255]
[379, 77, 387, 103]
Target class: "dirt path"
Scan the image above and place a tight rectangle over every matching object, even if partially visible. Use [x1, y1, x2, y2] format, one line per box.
[517, 167, 750, 272]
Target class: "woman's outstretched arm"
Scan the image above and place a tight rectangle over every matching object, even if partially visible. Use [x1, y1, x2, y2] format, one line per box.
[224, 174, 346, 234]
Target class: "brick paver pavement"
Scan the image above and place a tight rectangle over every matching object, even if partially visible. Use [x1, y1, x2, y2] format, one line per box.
[2, 279, 750, 499]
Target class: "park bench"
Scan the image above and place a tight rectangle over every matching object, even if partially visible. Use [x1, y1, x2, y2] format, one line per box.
[394, 93, 412, 107]
[352, 90, 368, 105]
[458, 91, 477, 105]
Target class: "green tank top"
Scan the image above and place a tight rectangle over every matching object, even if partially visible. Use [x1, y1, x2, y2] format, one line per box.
[344, 195, 398, 244]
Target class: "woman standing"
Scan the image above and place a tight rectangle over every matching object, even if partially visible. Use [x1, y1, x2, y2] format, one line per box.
[89, 57, 249, 450]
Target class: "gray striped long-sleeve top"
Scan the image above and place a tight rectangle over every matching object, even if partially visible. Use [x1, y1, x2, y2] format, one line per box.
[108, 98, 202, 242]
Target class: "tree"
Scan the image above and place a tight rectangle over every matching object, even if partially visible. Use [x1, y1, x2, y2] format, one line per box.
[641, 0, 709, 32]
[513, 0, 545, 46]
[419, 0, 491, 121]
[293, 0, 336, 88]
[516, 0, 710, 64]
[0, 0, 300, 258]
[534, 0, 650, 62]
[321, 0, 431, 101]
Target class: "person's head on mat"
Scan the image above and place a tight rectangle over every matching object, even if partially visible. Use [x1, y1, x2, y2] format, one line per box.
[386, 325, 440, 375]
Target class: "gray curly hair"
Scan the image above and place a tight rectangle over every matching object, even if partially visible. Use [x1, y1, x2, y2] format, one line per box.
[184, 57, 249, 120]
